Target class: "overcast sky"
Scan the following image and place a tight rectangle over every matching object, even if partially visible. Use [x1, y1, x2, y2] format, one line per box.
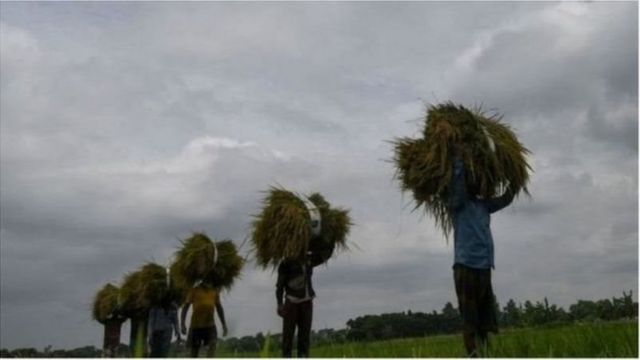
[1, 1, 637, 350]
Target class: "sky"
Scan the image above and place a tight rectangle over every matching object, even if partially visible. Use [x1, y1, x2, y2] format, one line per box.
[0, 1, 637, 351]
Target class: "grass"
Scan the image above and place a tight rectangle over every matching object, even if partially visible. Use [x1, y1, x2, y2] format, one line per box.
[214, 320, 637, 358]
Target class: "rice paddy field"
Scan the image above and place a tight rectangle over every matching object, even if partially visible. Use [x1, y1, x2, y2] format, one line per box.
[214, 320, 637, 358]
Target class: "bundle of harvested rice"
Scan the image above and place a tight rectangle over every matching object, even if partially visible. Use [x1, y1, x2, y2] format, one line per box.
[168, 262, 190, 304]
[119, 263, 169, 316]
[119, 270, 145, 318]
[137, 263, 169, 309]
[171, 233, 244, 293]
[209, 240, 245, 291]
[92, 283, 122, 324]
[171, 233, 216, 285]
[393, 102, 531, 236]
[251, 187, 352, 268]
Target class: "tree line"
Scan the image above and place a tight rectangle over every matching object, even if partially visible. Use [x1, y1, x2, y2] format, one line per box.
[1, 291, 636, 357]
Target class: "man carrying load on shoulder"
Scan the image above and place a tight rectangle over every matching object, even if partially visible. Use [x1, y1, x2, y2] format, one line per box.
[276, 251, 324, 358]
[450, 151, 515, 357]
[147, 294, 181, 358]
[180, 281, 228, 357]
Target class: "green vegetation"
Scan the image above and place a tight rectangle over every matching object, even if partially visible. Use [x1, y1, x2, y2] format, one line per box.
[1, 321, 635, 357]
[211, 321, 637, 358]
[317, 321, 637, 358]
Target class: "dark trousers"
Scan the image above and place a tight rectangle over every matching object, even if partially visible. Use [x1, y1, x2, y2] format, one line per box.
[454, 264, 497, 356]
[189, 326, 217, 357]
[103, 320, 123, 358]
[149, 330, 172, 358]
[282, 300, 313, 358]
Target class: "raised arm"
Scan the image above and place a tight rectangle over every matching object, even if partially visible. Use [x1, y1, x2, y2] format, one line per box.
[180, 303, 190, 335]
[171, 306, 180, 339]
[276, 262, 286, 306]
[309, 246, 330, 268]
[449, 157, 467, 211]
[216, 301, 228, 337]
[276, 262, 286, 315]
[485, 187, 515, 214]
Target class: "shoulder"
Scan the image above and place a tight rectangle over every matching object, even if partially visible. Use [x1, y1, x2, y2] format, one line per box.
[279, 259, 297, 271]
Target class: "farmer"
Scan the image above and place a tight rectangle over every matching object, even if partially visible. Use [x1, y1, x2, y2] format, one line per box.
[276, 251, 324, 358]
[147, 295, 181, 357]
[180, 281, 228, 357]
[450, 153, 515, 357]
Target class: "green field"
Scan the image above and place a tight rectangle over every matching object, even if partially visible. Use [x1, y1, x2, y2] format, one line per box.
[216, 321, 638, 358]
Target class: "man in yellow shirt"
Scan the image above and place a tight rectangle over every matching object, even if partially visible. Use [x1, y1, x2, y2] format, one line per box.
[180, 282, 228, 357]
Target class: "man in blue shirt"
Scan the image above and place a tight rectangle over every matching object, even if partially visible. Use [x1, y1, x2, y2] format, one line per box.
[450, 156, 515, 357]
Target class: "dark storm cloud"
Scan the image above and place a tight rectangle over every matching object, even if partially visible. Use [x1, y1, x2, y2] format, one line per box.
[1, 1, 637, 350]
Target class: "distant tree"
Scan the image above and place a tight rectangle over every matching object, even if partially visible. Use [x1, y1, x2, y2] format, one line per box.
[502, 299, 522, 327]
[66, 346, 101, 358]
[43, 345, 52, 356]
[10, 348, 38, 358]
[621, 290, 637, 318]
[570, 300, 598, 322]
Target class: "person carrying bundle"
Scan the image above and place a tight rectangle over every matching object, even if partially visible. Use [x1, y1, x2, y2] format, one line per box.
[276, 251, 324, 358]
[392, 102, 530, 357]
[92, 283, 125, 358]
[180, 281, 228, 358]
[251, 187, 352, 357]
[450, 150, 515, 357]
[147, 295, 181, 358]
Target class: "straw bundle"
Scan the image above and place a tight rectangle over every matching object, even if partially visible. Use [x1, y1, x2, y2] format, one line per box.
[119, 263, 168, 316]
[137, 263, 169, 309]
[209, 240, 245, 291]
[393, 102, 531, 236]
[171, 233, 244, 293]
[251, 187, 352, 268]
[92, 283, 121, 324]
[119, 270, 145, 318]
[171, 233, 216, 285]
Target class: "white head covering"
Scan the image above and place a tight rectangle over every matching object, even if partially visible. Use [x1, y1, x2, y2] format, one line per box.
[302, 197, 322, 237]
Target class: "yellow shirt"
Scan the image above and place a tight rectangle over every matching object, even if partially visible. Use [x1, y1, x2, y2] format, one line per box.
[188, 287, 219, 329]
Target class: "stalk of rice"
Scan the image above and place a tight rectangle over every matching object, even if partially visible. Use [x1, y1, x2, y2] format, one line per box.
[92, 283, 122, 324]
[251, 187, 352, 269]
[393, 102, 531, 237]
[170, 232, 245, 294]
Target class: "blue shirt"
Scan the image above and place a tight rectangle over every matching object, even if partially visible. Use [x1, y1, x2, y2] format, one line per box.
[148, 305, 179, 335]
[450, 159, 514, 269]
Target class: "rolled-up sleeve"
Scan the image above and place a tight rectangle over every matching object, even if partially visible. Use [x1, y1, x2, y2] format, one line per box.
[486, 190, 515, 213]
